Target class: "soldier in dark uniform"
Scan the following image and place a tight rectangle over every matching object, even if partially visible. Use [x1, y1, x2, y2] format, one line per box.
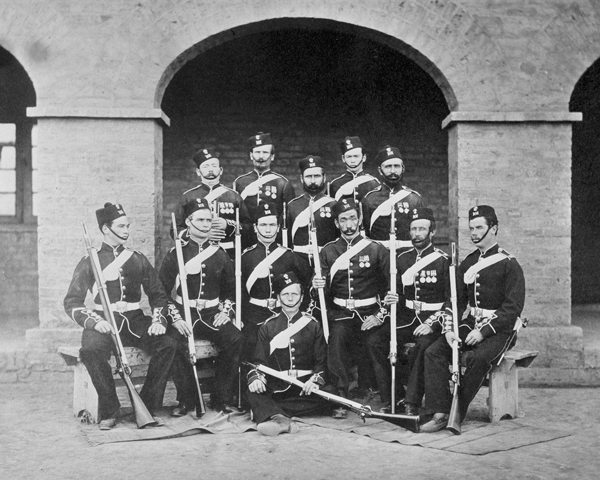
[174, 147, 252, 258]
[64, 203, 179, 430]
[246, 272, 334, 436]
[233, 132, 295, 246]
[362, 145, 424, 251]
[367, 208, 449, 415]
[312, 199, 390, 418]
[159, 198, 245, 414]
[328, 136, 380, 203]
[420, 205, 526, 432]
[286, 155, 337, 266]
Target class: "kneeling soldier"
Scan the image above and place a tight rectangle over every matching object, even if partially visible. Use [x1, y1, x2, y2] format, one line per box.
[247, 272, 334, 436]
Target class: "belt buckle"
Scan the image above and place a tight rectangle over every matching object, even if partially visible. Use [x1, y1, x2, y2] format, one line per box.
[413, 300, 423, 314]
[473, 307, 483, 318]
[288, 370, 297, 378]
[267, 299, 277, 310]
[196, 299, 206, 310]
[346, 298, 355, 310]
[114, 301, 127, 313]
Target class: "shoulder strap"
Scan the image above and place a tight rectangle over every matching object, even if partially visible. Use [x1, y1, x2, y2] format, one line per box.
[185, 245, 220, 275]
[245, 246, 288, 292]
[463, 253, 507, 284]
[204, 186, 229, 204]
[291, 196, 334, 239]
[369, 189, 412, 228]
[334, 175, 376, 200]
[92, 249, 134, 296]
[269, 315, 313, 354]
[240, 173, 280, 199]
[401, 250, 444, 285]
[329, 238, 371, 284]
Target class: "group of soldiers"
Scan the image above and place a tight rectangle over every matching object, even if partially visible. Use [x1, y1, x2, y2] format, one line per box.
[64, 132, 525, 436]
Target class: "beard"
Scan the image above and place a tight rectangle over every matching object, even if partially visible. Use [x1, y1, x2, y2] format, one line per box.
[384, 173, 402, 187]
[304, 183, 325, 195]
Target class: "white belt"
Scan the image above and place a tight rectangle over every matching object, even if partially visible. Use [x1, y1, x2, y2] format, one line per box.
[293, 245, 322, 254]
[285, 369, 313, 378]
[249, 297, 281, 309]
[220, 241, 234, 249]
[174, 295, 219, 310]
[375, 239, 413, 249]
[94, 302, 140, 313]
[405, 300, 444, 311]
[333, 297, 377, 308]
[470, 307, 496, 318]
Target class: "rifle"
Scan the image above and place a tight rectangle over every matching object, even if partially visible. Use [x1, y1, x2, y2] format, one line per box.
[171, 213, 206, 417]
[81, 223, 156, 428]
[447, 242, 461, 435]
[497, 317, 529, 366]
[282, 202, 288, 248]
[235, 207, 243, 408]
[309, 201, 330, 343]
[245, 362, 419, 433]
[388, 206, 398, 413]
[358, 201, 366, 237]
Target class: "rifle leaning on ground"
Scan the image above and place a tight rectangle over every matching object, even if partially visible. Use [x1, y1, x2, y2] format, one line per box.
[81, 223, 156, 428]
[171, 213, 206, 417]
[388, 206, 398, 413]
[282, 201, 288, 248]
[244, 362, 420, 433]
[447, 242, 461, 435]
[235, 207, 243, 409]
[309, 201, 330, 343]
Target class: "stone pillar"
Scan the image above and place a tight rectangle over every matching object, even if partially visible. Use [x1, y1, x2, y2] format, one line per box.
[444, 112, 585, 375]
[23, 108, 168, 373]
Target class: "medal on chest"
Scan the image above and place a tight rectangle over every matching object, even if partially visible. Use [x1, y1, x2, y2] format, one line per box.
[359, 255, 371, 269]
[265, 185, 278, 199]
[419, 269, 437, 283]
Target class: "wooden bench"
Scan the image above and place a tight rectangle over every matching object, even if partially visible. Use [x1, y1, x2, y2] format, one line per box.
[58, 341, 219, 423]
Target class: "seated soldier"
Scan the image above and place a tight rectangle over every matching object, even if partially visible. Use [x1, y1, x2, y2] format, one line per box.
[246, 272, 335, 436]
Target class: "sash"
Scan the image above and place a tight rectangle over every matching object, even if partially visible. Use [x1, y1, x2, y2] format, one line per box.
[335, 175, 376, 201]
[185, 245, 220, 275]
[246, 246, 288, 292]
[269, 315, 313, 354]
[329, 238, 371, 284]
[240, 174, 279, 199]
[401, 250, 444, 286]
[463, 253, 507, 284]
[291, 196, 333, 239]
[92, 249, 133, 296]
[204, 185, 229, 205]
[369, 189, 412, 228]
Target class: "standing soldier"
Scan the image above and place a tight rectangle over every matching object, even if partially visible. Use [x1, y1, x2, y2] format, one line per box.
[175, 147, 252, 258]
[246, 272, 334, 436]
[312, 199, 390, 419]
[328, 136, 380, 202]
[241, 203, 312, 359]
[159, 198, 245, 414]
[362, 145, 424, 250]
[420, 205, 525, 432]
[367, 207, 449, 415]
[64, 203, 179, 430]
[233, 132, 295, 245]
[286, 155, 337, 265]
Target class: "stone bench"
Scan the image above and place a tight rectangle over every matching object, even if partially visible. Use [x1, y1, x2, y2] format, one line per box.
[58, 341, 219, 423]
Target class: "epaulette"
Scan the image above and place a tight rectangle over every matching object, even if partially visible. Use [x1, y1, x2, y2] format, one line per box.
[498, 247, 514, 259]
[398, 247, 416, 259]
[321, 238, 339, 250]
[465, 248, 480, 259]
[433, 247, 449, 259]
[288, 193, 304, 204]
[301, 313, 318, 323]
[263, 312, 279, 325]
[123, 246, 142, 255]
[402, 185, 421, 196]
[183, 185, 202, 195]
[363, 185, 383, 198]
[330, 172, 348, 184]
[242, 244, 258, 254]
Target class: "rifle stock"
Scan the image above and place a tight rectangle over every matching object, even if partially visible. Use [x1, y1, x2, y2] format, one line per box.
[245, 362, 420, 432]
[388, 206, 398, 413]
[309, 202, 330, 342]
[235, 208, 243, 408]
[171, 213, 206, 417]
[447, 242, 461, 435]
[81, 223, 156, 429]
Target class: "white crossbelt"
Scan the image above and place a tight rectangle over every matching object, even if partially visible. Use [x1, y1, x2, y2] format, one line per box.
[174, 295, 219, 310]
[405, 300, 444, 311]
[333, 297, 377, 308]
[249, 297, 281, 308]
[470, 307, 496, 318]
[375, 239, 413, 249]
[220, 241, 234, 249]
[94, 301, 140, 313]
[293, 244, 322, 254]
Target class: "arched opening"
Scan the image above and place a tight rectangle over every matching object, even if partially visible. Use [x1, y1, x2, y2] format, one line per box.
[0, 45, 37, 338]
[159, 22, 451, 261]
[570, 59, 600, 306]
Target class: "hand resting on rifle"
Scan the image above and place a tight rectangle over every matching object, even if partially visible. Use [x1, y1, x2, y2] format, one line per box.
[94, 320, 114, 335]
[383, 292, 399, 305]
[312, 276, 326, 289]
[209, 218, 227, 243]
[300, 379, 320, 396]
[445, 331, 461, 347]
[249, 378, 266, 394]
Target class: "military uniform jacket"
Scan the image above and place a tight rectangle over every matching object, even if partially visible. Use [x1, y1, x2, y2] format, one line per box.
[248, 310, 327, 393]
[396, 244, 450, 332]
[176, 182, 252, 251]
[446, 244, 525, 338]
[361, 184, 424, 242]
[328, 170, 380, 203]
[241, 242, 312, 326]
[159, 238, 235, 329]
[319, 235, 390, 315]
[233, 169, 295, 222]
[286, 192, 337, 251]
[64, 243, 168, 332]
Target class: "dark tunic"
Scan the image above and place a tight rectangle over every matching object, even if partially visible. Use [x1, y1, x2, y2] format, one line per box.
[328, 170, 380, 203]
[233, 169, 295, 222]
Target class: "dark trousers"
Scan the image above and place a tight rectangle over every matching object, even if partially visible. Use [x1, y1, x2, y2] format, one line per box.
[423, 329, 513, 420]
[247, 384, 336, 424]
[367, 322, 440, 405]
[170, 315, 245, 408]
[328, 314, 383, 396]
[79, 314, 179, 420]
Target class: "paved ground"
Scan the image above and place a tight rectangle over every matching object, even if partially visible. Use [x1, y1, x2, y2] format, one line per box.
[1, 379, 599, 480]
